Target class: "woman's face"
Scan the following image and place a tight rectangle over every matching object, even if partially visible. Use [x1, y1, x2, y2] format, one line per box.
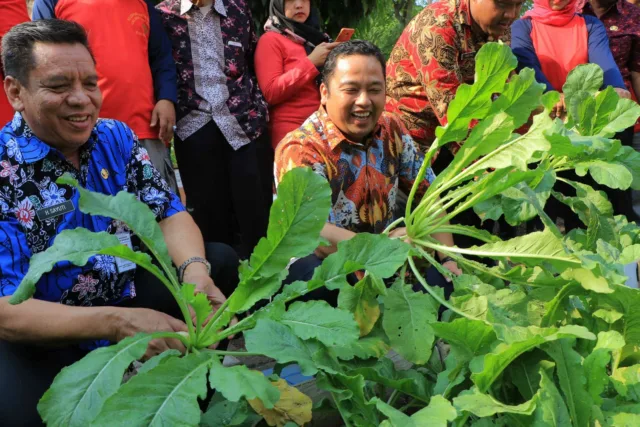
[549, 0, 572, 10]
[284, 0, 311, 23]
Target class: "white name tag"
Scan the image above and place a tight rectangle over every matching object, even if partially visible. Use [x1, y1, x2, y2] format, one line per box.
[115, 232, 136, 273]
[228, 40, 243, 48]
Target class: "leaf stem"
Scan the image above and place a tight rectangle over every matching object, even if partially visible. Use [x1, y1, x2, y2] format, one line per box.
[383, 217, 405, 235]
[331, 392, 354, 427]
[199, 298, 231, 340]
[406, 142, 440, 224]
[386, 390, 400, 407]
[408, 256, 477, 321]
[412, 239, 581, 266]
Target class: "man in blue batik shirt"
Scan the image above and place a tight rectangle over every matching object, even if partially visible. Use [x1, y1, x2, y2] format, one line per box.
[0, 20, 239, 424]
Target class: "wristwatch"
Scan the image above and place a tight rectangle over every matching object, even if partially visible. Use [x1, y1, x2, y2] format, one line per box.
[178, 257, 211, 282]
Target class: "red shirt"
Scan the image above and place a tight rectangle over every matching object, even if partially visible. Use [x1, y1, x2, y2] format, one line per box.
[0, 0, 30, 126]
[385, 0, 510, 152]
[255, 31, 321, 149]
[48, 0, 158, 139]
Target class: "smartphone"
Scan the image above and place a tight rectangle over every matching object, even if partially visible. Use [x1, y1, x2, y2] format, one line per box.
[335, 28, 355, 43]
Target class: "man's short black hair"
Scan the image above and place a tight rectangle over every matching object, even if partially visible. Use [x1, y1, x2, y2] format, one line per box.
[1, 19, 94, 85]
[322, 40, 386, 87]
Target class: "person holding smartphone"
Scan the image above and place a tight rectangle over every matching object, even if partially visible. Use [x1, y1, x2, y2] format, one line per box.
[255, 0, 340, 149]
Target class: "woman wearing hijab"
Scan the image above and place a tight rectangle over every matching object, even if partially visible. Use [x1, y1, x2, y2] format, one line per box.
[255, 0, 339, 149]
[511, 0, 629, 118]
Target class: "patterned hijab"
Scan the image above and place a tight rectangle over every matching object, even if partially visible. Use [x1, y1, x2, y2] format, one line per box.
[265, 0, 330, 53]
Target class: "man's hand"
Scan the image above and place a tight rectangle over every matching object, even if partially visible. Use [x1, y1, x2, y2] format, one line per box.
[183, 268, 237, 346]
[111, 307, 188, 360]
[442, 259, 462, 281]
[551, 93, 566, 120]
[150, 99, 176, 144]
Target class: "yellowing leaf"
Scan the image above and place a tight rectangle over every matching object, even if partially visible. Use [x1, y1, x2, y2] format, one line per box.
[248, 379, 312, 427]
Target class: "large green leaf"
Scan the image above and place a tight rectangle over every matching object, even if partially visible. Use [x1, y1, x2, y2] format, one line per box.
[429, 112, 515, 191]
[430, 318, 496, 360]
[349, 357, 431, 402]
[488, 67, 546, 128]
[532, 368, 572, 427]
[244, 319, 318, 376]
[279, 300, 359, 347]
[338, 274, 382, 336]
[208, 360, 280, 408]
[453, 387, 537, 417]
[333, 319, 390, 361]
[10, 229, 165, 304]
[229, 167, 331, 312]
[611, 365, 640, 402]
[94, 351, 212, 426]
[574, 159, 633, 190]
[563, 64, 603, 98]
[435, 43, 517, 144]
[382, 281, 437, 365]
[373, 395, 457, 427]
[38, 334, 152, 427]
[595, 285, 640, 362]
[468, 228, 580, 270]
[316, 372, 379, 426]
[470, 325, 595, 392]
[310, 233, 410, 291]
[597, 98, 640, 138]
[584, 331, 625, 403]
[57, 174, 177, 281]
[201, 393, 262, 427]
[567, 91, 597, 136]
[543, 340, 593, 427]
[463, 111, 553, 176]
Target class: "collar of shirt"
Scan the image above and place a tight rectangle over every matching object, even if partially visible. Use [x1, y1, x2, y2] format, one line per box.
[180, 0, 226, 16]
[8, 112, 97, 165]
[314, 107, 383, 151]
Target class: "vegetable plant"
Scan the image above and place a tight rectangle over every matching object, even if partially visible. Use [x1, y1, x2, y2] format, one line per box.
[11, 42, 640, 427]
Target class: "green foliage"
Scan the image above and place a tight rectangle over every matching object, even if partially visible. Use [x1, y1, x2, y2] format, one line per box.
[15, 41, 640, 427]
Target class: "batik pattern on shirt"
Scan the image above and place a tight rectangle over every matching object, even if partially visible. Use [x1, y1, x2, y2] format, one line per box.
[580, 0, 640, 129]
[0, 113, 184, 308]
[156, 0, 268, 147]
[275, 108, 435, 234]
[385, 0, 510, 152]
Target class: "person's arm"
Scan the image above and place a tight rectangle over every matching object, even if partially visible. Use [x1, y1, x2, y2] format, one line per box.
[147, 1, 177, 144]
[586, 16, 626, 89]
[254, 34, 320, 106]
[0, 219, 186, 353]
[631, 33, 640, 100]
[31, 0, 58, 19]
[632, 71, 640, 102]
[510, 19, 554, 91]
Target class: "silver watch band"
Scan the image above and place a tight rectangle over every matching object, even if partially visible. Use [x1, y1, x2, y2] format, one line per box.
[178, 257, 211, 282]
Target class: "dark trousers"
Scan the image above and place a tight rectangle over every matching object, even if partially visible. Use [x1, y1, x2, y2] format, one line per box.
[0, 242, 239, 426]
[174, 121, 274, 259]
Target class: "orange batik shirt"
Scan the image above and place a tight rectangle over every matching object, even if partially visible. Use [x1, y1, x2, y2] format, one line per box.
[275, 108, 435, 234]
[385, 0, 511, 153]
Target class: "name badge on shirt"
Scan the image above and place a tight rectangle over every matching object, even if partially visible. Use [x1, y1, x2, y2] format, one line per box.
[115, 232, 136, 273]
[228, 40, 243, 48]
[35, 200, 75, 221]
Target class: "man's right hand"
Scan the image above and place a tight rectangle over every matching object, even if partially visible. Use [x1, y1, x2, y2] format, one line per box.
[111, 308, 188, 360]
[308, 42, 341, 67]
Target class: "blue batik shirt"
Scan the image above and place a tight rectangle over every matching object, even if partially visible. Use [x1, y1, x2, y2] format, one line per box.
[0, 113, 185, 308]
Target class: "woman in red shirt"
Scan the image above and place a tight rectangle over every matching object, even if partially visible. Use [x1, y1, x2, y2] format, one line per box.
[255, 0, 339, 149]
